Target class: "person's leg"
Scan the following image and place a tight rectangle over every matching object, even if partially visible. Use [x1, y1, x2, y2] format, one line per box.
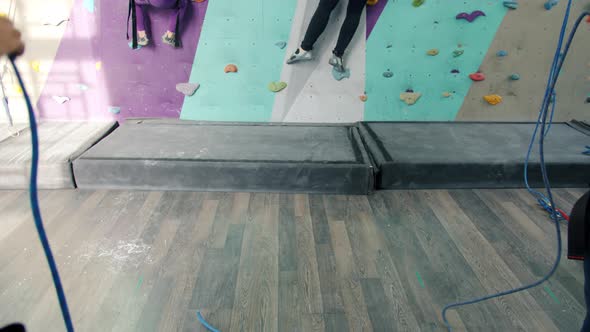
[301, 0, 339, 51]
[135, 4, 149, 45]
[333, 0, 365, 57]
[162, 0, 188, 47]
[287, 0, 339, 64]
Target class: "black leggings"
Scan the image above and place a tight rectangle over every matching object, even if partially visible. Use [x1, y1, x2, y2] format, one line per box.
[301, 0, 366, 57]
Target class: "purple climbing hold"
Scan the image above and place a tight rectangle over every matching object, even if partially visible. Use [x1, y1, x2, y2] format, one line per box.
[456, 10, 486, 23]
[451, 69, 460, 74]
[406, 89, 414, 93]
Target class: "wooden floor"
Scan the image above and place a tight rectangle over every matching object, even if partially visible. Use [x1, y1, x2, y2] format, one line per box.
[0, 188, 587, 332]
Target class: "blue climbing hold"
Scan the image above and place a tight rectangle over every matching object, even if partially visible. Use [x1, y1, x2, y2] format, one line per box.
[129, 42, 142, 50]
[383, 70, 393, 78]
[275, 41, 287, 49]
[503, 1, 518, 9]
[108, 106, 121, 115]
[497, 50, 508, 57]
[332, 67, 351, 81]
[583, 146, 590, 155]
[544, 0, 558, 10]
[510, 73, 520, 80]
[83, 0, 95, 13]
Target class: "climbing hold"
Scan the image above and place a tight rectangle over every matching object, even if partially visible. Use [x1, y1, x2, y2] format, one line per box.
[442, 92, 452, 98]
[360, 94, 368, 102]
[453, 49, 464, 57]
[426, 49, 439, 56]
[456, 10, 486, 23]
[332, 68, 351, 81]
[496, 50, 508, 57]
[195, 0, 207, 3]
[400, 92, 422, 105]
[406, 89, 414, 93]
[586, 15, 590, 23]
[412, 0, 425, 7]
[83, 0, 95, 13]
[176, 83, 200, 96]
[544, 0, 558, 10]
[108, 106, 121, 114]
[275, 41, 287, 49]
[484, 95, 503, 105]
[44, 18, 69, 26]
[451, 69, 460, 74]
[52, 96, 71, 104]
[30, 61, 41, 73]
[383, 70, 393, 78]
[224, 64, 238, 73]
[509, 73, 520, 81]
[503, 1, 518, 9]
[13, 84, 22, 95]
[95, 61, 102, 71]
[78, 84, 89, 91]
[268, 81, 287, 92]
[469, 72, 485, 81]
[386, 44, 393, 48]
[586, 96, 590, 103]
[367, 0, 379, 5]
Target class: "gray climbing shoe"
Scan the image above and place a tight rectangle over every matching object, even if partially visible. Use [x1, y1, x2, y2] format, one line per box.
[162, 33, 177, 47]
[286, 48, 313, 64]
[137, 35, 149, 46]
[329, 54, 345, 73]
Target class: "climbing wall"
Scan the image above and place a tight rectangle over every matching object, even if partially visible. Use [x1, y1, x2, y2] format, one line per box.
[270, 0, 366, 123]
[457, 0, 590, 121]
[2, 0, 589, 124]
[180, 0, 297, 122]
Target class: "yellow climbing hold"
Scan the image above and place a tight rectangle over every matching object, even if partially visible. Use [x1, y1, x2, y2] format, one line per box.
[95, 61, 102, 71]
[13, 84, 22, 95]
[412, 0, 425, 7]
[484, 94, 502, 105]
[426, 48, 439, 56]
[442, 92, 452, 98]
[400, 92, 422, 105]
[367, 0, 379, 5]
[31, 61, 41, 73]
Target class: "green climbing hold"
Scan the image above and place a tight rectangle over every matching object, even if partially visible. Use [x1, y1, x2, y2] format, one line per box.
[412, 0, 425, 7]
[268, 81, 287, 92]
[453, 49, 464, 57]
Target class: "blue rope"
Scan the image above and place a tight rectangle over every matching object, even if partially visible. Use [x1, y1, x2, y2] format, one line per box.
[196, 311, 220, 332]
[9, 57, 75, 332]
[441, 2, 589, 330]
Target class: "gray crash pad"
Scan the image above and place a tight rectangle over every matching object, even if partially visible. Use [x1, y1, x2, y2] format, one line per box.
[359, 122, 590, 189]
[0, 121, 117, 189]
[73, 121, 374, 194]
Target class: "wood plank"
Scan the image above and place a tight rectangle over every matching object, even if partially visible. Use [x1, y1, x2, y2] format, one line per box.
[229, 194, 278, 332]
[279, 194, 297, 272]
[424, 190, 559, 331]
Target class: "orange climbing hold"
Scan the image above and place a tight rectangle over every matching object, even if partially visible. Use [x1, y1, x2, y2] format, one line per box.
[469, 72, 485, 81]
[484, 94, 502, 105]
[360, 94, 368, 102]
[224, 64, 238, 73]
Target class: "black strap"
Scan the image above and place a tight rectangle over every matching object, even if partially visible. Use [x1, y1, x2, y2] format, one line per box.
[127, 0, 138, 49]
[174, 0, 182, 48]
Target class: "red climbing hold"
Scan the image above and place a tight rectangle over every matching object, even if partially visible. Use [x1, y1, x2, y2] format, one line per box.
[469, 72, 485, 81]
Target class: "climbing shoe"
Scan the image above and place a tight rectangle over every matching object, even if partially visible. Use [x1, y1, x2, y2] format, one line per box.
[286, 48, 314, 64]
[162, 33, 178, 47]
[137, 35, 149, 46]
[329, 53, 345, 73]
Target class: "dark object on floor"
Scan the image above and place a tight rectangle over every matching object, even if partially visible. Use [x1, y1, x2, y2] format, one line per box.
[0, 324, 25, 332]
[568, 190, 590, 260]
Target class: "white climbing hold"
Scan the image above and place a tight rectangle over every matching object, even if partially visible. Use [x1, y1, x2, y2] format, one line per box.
[43, 18, 69, 26]
[275, 41, 287, 49]
[176, 83, 200, 96]
[52, 96, 71, 104]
